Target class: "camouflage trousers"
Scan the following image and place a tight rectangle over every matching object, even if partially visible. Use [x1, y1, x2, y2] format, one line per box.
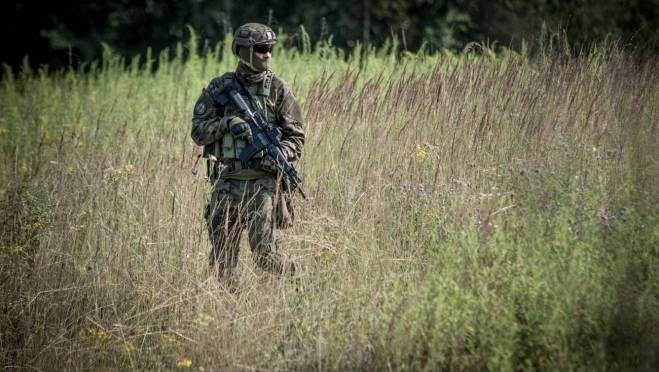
[205, 177, 294, 281]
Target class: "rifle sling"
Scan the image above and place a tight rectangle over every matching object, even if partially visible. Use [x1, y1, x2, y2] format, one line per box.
[233, 74, 269, 123]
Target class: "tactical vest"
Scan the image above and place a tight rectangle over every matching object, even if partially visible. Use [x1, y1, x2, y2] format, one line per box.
[214, 72, 273, 161]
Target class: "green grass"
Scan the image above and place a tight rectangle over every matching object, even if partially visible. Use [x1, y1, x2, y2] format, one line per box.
[1, 32, 657, 371]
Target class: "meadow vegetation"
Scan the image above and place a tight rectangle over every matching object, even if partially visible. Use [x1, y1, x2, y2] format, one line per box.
[1, 31, 657, 370]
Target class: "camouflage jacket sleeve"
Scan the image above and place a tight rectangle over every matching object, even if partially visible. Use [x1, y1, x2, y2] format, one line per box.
[274, 80, 305, 162]
[190, 77, 227, 146]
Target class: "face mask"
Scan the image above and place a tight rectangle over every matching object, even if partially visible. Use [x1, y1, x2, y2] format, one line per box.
[238, 47, 270, 73]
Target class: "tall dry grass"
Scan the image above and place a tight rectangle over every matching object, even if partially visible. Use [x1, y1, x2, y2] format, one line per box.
[1, 33, 657, 370]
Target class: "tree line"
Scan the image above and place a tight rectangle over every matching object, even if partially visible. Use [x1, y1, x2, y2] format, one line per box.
[2, 0, 657, 72]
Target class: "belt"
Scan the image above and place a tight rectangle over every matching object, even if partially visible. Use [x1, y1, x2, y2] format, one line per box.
[222, 159, 262, 172]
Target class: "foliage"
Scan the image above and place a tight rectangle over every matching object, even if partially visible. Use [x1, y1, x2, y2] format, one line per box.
[0, 33, 657, 370]
[2, 0, 657, 72]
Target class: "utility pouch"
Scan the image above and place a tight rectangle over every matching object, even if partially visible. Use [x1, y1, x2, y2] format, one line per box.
[203, 142, 222, 182]
[222, 134, 235, 159]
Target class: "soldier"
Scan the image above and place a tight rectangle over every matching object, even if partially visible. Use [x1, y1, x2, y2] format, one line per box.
[191, 23, 305, 287]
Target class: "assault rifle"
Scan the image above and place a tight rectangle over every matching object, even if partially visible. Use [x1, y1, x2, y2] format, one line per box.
[214, 86, 307, 199]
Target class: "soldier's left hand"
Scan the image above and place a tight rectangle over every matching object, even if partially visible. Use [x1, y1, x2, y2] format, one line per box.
[260, 156, 278, 173]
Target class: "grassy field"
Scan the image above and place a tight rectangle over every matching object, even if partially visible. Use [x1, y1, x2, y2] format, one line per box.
[1, 33, 657, 371]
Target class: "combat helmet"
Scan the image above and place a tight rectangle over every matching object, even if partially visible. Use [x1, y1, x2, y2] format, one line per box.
[231, 23, 277, 56]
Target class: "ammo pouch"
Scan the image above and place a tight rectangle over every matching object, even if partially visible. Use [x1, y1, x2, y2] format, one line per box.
[203, 144, 219, 182]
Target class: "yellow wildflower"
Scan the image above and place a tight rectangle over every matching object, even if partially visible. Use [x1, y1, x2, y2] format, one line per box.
[176, 358, 193, 369]
[19, 162, 29, 175]
[83, 327, 111, 343]
[121, 341, 136, 354]
[415, 144, 428, 161]
[161, 334, 177, 344]
[70, 224, 86, 232]
[194, 313, 214, 327]
[124, 163, 135, 176]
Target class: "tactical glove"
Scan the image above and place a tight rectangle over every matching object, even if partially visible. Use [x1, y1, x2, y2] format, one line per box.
[227, 116, 252, 142]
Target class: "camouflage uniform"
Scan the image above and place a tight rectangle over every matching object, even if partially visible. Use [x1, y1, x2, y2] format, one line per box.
[191, 23, 305, 282]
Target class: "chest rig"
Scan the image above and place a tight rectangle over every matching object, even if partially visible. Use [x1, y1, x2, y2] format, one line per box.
[205, 71, 274, 179]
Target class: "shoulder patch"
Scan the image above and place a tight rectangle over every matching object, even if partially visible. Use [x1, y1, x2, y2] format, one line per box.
[194, 102, 207, 115]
